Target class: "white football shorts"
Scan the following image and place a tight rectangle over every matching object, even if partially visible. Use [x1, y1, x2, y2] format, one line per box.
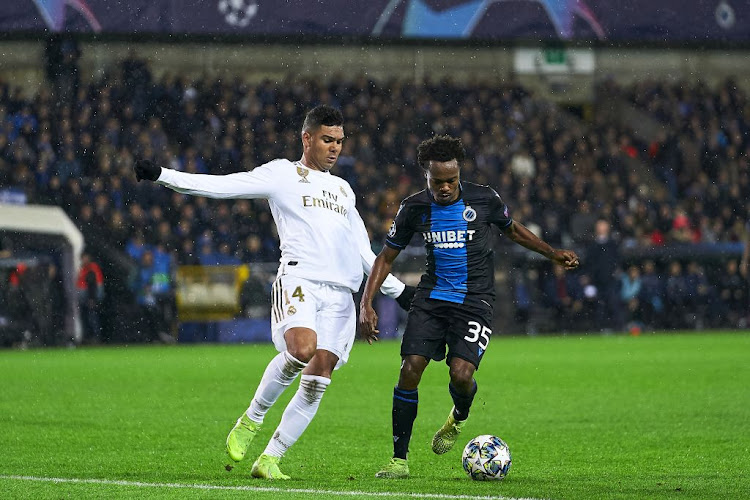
[270, 274, 356, 368]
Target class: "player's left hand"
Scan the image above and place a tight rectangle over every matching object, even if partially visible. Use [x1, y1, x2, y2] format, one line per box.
[554, 249, 580, 270]
[358, 303, 379, 345]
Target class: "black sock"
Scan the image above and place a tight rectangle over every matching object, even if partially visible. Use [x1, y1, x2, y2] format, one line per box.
[449, 381, 477, 421]
[392, 386, 418, 460]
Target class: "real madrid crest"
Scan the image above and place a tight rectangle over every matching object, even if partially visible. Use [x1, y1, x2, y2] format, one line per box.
[297, 166, 310, 183]
[462, 206, 477, 222]
[287, 305, 297, 315]
[340, 185, 348, 197]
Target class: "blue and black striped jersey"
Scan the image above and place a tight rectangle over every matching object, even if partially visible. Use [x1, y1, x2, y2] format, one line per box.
[385, 182, 512, 305]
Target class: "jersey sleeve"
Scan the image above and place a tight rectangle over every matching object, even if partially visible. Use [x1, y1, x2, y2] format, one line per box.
[487, 188, 513, 229]
[347, 194, 406, 299]
[384, 203, 415, 249]
[156, 163, 277, 199]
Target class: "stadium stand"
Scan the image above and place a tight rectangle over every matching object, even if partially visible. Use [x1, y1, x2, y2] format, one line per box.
[1, 47, 748, 344]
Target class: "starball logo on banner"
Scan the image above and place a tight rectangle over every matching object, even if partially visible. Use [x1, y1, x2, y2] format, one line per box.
[374, 0, 605, 39]
[31, 0, 101, 32]
[217, 0, 259, 27]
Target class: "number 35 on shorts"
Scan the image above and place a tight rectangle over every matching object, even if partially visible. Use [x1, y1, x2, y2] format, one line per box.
[464, 321, 491, 351]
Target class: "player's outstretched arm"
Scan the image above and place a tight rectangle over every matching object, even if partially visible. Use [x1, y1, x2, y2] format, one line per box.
[132, 159, 274, 200]
[359, 246, 401, 344]
[501, 220, 580, 270]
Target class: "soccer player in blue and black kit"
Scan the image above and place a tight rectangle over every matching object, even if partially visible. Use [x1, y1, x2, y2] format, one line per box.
[359, 135, 580, 479]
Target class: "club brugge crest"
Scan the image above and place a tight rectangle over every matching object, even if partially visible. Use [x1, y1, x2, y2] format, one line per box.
[297, 166, 310, 183]
[462, 206, 477, 222]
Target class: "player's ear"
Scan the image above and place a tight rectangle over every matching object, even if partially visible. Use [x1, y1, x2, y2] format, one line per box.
[301, 130, 311, 149]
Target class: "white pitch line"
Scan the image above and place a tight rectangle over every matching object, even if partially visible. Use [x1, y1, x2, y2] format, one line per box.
[0, 475, 547, 500]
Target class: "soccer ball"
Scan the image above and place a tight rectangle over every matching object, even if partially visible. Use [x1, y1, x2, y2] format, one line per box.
[461, 435, 512, 481]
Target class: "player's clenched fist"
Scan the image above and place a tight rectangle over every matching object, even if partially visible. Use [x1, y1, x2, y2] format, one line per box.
[555, 250, 580, 270]
[134, 159, 162, 182]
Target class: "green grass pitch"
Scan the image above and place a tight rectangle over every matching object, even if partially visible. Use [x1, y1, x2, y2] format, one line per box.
[1, 332, 748, 499]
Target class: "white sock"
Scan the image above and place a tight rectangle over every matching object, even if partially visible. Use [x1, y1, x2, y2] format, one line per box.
[245, 351, 306, 424]
[263, 374, 330, 458]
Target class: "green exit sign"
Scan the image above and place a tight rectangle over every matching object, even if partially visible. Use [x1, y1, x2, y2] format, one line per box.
[544, 49, 567, 65]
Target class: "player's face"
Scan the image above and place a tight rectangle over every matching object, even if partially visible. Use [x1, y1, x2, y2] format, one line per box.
[426, 159, 461, 205]
[302, 125, 345, 172]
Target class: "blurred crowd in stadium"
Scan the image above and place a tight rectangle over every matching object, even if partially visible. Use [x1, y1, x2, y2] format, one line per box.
[1, 47, 749, 346]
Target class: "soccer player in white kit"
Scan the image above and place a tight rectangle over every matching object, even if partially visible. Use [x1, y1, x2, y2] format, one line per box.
[133, 105, 415, 479]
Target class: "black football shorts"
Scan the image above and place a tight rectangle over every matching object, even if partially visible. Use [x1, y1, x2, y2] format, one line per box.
[401, 297, 494, 369]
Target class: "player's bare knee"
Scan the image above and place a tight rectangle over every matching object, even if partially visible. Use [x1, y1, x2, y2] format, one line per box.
[449, 366, 475, 391]
[398, 357, 427, 388]
[397, 371, 421, 390]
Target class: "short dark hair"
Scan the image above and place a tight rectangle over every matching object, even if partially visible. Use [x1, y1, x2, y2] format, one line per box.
[302, 105, 344, 132]
[417, 135, 466, 170]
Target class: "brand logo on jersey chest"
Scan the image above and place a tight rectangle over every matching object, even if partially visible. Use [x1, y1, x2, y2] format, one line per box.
[422, 229, 476, 249]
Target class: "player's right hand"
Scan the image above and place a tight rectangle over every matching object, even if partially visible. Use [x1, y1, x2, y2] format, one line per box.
[358, 303, 379, 345]
[555, 249, 580, 270]
[134, 159, 162, 182]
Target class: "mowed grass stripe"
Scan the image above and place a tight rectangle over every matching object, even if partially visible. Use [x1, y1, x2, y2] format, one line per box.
[0, 475, 545, 500]
[0, 332, 748, 500]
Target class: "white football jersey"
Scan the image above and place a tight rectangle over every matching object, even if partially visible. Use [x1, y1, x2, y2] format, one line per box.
[157, 159, 405, 296]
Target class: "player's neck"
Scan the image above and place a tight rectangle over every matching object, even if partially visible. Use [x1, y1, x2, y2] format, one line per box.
[299, 156, 328, 173]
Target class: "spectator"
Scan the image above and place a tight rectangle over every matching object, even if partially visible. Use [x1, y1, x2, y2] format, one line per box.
[664, 261, 688, 330]
[620, 265, 643, 331]
[131, 249, 176, 344]
[52, 148, 82, 184]
[77, 252, 105, 343]
[6, 262, 36, 346]
[46, 262, 67, 345]
[585, 219, 622, 332]
[638, 260, 664, 330]
[718, 259, 747, 328]
[684, 261, 715, 329]
[543, 264, 583, 333]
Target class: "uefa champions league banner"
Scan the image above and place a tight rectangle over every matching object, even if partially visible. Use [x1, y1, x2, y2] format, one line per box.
[2, 0, 747, 42]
